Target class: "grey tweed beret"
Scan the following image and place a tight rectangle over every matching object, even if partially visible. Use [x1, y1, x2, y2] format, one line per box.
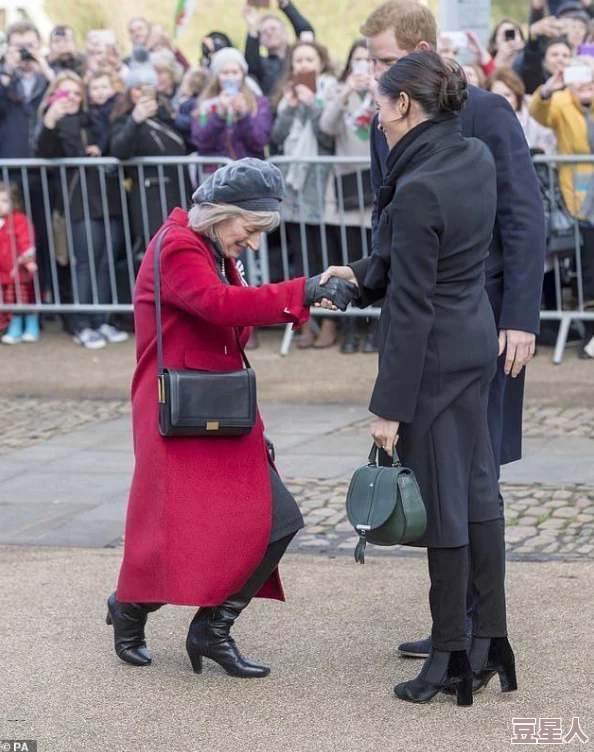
[192, 158, 285, 212]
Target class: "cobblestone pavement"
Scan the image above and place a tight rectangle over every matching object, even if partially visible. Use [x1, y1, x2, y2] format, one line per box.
[285, 478, 594, 561]
[3, 397, 594, 560]
[0, 397, 130, 455]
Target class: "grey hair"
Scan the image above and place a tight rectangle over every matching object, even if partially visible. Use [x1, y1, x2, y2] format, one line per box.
[187, 202, 279, 243]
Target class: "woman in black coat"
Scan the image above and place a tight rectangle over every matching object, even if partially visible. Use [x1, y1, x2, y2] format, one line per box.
[323, 52, 516, 706]
[108, 81, 190, 256]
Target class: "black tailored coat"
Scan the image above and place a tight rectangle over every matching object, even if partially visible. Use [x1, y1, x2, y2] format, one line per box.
[370, 87, 546, 469]
[109, 106, 191, 247]
[351, 116, 501, 548]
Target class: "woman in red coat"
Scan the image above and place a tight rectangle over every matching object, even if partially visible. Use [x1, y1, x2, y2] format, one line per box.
[106, 158, 357, 678]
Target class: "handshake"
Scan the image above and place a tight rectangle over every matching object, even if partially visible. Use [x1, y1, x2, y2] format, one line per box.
[303, 266, 360, 312]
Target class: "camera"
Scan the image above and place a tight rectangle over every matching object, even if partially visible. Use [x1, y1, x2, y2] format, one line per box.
[19, 47, 36, 62]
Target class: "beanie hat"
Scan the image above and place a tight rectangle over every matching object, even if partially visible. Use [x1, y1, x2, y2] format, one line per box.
[126, 45, 158, 90]
[192, 158, 285, 212]
[209, 47, 249, 78]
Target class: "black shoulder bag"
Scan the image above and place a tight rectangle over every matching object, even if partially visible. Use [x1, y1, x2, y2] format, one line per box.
[154, 227, 257, 437]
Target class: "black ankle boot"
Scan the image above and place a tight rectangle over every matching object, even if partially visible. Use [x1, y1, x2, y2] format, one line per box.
[186, 551, 283, 678]
[394, 649, 473, 706]
[470, 636, 517, 693]
[106, 592, 163, 666]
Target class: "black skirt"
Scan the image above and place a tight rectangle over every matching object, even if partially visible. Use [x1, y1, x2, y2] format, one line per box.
[268, 466, 304, 542]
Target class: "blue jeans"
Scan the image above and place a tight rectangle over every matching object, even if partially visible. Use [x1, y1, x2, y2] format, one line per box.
[71, 218, 123, 332]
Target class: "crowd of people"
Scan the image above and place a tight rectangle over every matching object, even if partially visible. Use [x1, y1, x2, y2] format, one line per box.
[0, 0, 593, 354]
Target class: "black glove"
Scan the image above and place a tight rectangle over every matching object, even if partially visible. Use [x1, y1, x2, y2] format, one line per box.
[303, 275, 359, 312]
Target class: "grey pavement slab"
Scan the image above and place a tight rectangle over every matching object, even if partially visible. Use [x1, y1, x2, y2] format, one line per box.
[1, 402, 593, 547]
[0, 547, 592, 752]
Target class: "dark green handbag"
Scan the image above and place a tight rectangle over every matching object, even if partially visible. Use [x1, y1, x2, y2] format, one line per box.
[346, 444, 427, 564]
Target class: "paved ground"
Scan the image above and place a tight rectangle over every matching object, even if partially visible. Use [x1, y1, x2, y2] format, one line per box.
[2, 324, 593, 405]
[1, 401, 593, 560]
[1, 548, 593, 752]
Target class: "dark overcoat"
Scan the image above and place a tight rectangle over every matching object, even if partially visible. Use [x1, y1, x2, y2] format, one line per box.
[370, 87, 546, 469]
[116, 208, 309, 606]
[351, 117, 501, 548]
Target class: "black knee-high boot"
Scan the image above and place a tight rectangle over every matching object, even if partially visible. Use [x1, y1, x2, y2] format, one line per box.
[106, 592, 164, 666]
[186, 534, 295, 678]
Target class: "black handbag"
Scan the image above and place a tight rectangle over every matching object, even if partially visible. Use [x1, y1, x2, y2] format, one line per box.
[154, 227, 257, 437]
[334, 169, 374, 212]
[346, 444, 427, 563]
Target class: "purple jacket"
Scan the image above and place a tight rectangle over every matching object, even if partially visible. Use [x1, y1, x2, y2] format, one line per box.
[191, 96, 272, 161]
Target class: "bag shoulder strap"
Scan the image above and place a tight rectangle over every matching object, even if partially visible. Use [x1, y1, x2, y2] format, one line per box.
[153, 227, 252, 375]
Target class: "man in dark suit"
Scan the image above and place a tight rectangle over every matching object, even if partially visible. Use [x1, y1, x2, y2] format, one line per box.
[361, 0, 545, 659]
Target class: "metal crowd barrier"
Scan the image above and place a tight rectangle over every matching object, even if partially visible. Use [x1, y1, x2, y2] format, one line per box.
[1, 153, 593, 363]
[532, 154, 594, 364]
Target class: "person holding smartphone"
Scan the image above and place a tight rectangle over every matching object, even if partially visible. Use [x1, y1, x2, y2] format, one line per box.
[488, 19, 526, 69]
[319, 39, 376, 353]
[192, 48, 272, 164]
[530, 60, 594, 358]
[270, 41, 338, 348]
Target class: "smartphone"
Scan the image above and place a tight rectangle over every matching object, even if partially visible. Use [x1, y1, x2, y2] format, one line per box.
[352, 59, 369, 76]
[221, 79, 241, 97]
[140, 84, 157, 100]
[579, 44, 594, 58]
[563, 65, 593, 85]
[47, 89, 69, 106]
[292, 70, 317, 93]
[504, 28, 516, 41]
[440, 31, 468, 50]
[247, 0, 270, 6]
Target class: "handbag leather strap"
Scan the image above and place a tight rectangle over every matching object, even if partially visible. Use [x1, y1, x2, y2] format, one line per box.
[153, 227, 252, 376]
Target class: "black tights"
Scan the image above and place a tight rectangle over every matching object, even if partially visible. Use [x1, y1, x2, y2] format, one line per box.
[428, 519, 507, 651]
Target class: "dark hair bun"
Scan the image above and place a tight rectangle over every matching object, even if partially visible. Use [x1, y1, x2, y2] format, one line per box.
[131, 45, 151, 64]
[438, 65, 469, 113]
[378, 50, 470, 119]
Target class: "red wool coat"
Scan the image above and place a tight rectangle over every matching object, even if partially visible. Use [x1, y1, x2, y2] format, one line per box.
[116, 208, 309, 607]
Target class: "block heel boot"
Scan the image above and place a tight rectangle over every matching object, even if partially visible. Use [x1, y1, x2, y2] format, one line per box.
[186, 554, 281, 678]
[106, 592, 164, 666]
[394, 649, 474, 706]
[470, 636, 517, 693]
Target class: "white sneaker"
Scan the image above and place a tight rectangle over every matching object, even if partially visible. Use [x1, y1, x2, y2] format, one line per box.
[97, 323, 129, 344]
[73, 328, 107, 350]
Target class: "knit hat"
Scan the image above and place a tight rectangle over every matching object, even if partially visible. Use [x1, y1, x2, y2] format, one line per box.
[192, 158, 285, 212]
[209, 47, 249, 78]
[556, 1, 590, 23]
[126, 46, 158, 90]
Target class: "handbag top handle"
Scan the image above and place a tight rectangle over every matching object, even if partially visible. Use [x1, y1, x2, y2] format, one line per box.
[152, 226, 253, 376]
[368, 443, 402, 468]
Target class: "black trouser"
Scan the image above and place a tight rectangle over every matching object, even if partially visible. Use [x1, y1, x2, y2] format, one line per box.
[428, 519, 507, 651]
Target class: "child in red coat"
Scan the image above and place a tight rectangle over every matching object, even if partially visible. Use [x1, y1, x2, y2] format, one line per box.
[0, 183, 39, 344]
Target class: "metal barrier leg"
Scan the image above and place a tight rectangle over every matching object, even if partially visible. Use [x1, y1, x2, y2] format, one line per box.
[280, 323, 295, 357]
[553, 315, 572, 365]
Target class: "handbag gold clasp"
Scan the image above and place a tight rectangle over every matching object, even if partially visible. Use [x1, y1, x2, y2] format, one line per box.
[206, 421, 220, 431]
[157, 375, 166, 404]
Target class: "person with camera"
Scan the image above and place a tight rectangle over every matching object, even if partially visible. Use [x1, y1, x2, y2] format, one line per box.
[530, 61, 594, 357]
[34, 71, 127, 350]
[0, 21, 55, 296]
[46, 25, 86, 78]
[319, 39, 376, 354]
[242, 0, 315, 96]
[108, 47, 189, 252]
[192, 48, 272, 163]
[106, 158, 357, 678]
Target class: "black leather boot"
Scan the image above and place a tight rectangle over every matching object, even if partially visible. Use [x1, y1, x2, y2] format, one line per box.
[186, 551, 283, 678]
[106, 592, 164, 667]
[394, 649, 473, 706]
[469, 636, 517, 693]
